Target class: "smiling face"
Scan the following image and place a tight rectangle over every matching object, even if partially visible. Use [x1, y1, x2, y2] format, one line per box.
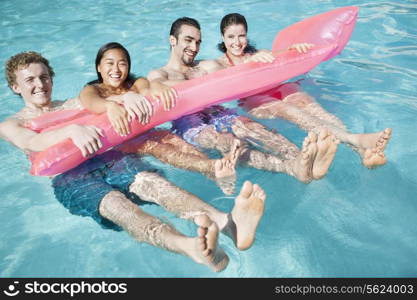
[170, 24, 201, 66]
[97, 48, 129, 88]
[222, 23, 248, 57]
[12, 63, 53, 109]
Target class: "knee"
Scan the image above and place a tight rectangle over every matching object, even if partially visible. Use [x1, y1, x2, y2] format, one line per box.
[130, 171, 163, 188]
[285, 92, 314, 107]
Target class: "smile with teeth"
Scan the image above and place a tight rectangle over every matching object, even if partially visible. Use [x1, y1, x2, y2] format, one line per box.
[33, 90, 47, 95]
[184, 50, 196, 57]
[109, 74, 122, 79]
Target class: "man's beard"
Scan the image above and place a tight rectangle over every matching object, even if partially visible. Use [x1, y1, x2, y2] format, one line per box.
[182, 52, 195, 66]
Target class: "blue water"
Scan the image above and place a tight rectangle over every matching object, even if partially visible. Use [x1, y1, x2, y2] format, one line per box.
[1, 0, 416, 277]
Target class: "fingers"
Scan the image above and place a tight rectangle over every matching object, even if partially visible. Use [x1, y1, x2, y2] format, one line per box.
[126, 103, 141, 123]
[159, 88, 177, 111]
[251, 52, 275, 63]
[143, 96, 154, 117]
[124, 95, 154, 124]
[289, 43, 314, 53]
[110, 114, 130, 136]
[88, 126, 103, 149]
[72, 125, 104, 157]
[140, 96, 153, 123]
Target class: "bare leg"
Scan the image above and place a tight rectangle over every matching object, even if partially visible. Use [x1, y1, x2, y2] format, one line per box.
[231, 116, 299, 160]
[194, 126, 237, 154]
[195, 125, 322, 183]
[153, 130, 208, 158]
[248, 100, 392, 168]
[99, 191, 228, 272]
[129, 172, 266, 250]
[283, 92, 347, 130]
[121, 130, 241, 194]
[230, 116, 337, 180]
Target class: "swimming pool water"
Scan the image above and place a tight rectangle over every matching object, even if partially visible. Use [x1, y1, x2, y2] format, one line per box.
[1, 0, 416, 277]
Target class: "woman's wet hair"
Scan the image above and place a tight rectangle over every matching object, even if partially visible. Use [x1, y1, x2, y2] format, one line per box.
[217, 13, 257, 54]
[88, 42, 135, 86]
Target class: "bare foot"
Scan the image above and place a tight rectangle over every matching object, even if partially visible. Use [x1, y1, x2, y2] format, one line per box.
[352, 128, 392, 168]
[190, 215, 229, 272]
[291, 132, 318, 183]
[312, 129, 339, 179]
[361, 148, 387, 169]
[214, 139, 243, 195]
[222, 181, 266, 250]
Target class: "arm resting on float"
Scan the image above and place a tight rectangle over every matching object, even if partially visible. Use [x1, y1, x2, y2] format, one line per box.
[1, 119, 78, 152]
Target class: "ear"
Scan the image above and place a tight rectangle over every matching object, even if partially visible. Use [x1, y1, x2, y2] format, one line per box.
[97, 65, 101, 74]
[169, 35, 177, 48]
[11, 83, 21, 95]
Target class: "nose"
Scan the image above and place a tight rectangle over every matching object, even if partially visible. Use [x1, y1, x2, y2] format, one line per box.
[112, 64, 121, 72]
[34, 77, 45, 88]
[190, 41, 198, 52]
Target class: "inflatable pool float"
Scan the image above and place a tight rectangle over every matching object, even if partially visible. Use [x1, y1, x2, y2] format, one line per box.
[28, 6, 358, 176]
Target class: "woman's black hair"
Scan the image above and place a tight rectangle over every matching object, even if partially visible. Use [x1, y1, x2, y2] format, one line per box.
[88, 42, 136, 86]
[217, 13, 257, 54]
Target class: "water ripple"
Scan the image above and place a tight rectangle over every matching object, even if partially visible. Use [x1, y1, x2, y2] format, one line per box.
[339, 58, 417, 79]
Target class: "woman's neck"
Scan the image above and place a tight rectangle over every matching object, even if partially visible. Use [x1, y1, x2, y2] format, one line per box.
[225, 51, 249, 66]
[96, 82, 130, 98]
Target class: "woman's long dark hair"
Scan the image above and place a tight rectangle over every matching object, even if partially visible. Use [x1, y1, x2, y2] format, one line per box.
[217, 13, 257, 54]
[88, 42, 136, 86]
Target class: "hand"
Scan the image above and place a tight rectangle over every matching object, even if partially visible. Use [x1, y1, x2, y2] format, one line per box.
[288, 43, 314, 53]
[149, 81, 178, 111]
[105, 101, 130, 136]
[121, 91, 153, 124]
[68, 124, 104, 157]
[248, 50, 275, 63]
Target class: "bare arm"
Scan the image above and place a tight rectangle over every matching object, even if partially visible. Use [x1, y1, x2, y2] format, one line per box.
[79, 84, 130, 136]
[146, 70, 179, 110]
[248, 44, 314, 63]
[79, 84, 112, 114]
[0, 119, 103, 157]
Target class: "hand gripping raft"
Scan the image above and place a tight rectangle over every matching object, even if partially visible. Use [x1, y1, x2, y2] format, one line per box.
[28, 6, 358, 176]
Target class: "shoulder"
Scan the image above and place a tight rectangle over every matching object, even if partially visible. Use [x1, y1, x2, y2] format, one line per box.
[131, 77, 150, 92]
[79, 83, 100, 96]
[60, 98, 83, 110]
[197, 59, 224, 73]
[216, 55, 229, 68]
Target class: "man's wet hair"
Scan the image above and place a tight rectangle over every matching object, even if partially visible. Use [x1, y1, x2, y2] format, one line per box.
[217, 13, 257, 54]
[170, 17, 201, 39]
[5, 51, 55, 94]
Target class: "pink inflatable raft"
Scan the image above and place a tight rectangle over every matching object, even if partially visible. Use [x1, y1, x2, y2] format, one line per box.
[28, 6, 358, 176]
